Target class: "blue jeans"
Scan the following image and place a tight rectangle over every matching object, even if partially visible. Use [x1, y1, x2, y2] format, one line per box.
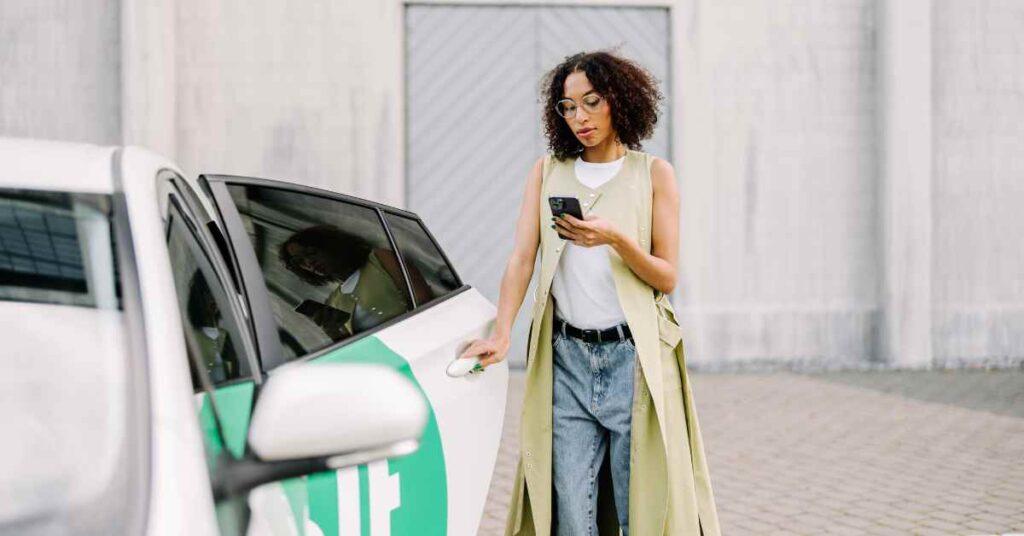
[551, 323, 636, 536]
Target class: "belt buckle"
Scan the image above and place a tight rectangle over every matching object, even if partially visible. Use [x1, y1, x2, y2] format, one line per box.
[582, 328, 598, 343]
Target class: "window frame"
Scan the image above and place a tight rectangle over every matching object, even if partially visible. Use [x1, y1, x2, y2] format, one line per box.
[164, 192, 261, 390]
[381, 210, 464, 307]
[199, 175, 469, 371]
[109, 182, 152, 536]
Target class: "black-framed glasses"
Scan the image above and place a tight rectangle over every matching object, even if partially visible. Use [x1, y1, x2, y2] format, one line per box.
[555, 94, 604, 119]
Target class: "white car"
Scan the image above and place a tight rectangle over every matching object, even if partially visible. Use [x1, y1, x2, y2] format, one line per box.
[0, 138, 508, 536]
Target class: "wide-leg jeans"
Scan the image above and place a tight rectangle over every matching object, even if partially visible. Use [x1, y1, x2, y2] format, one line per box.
[551, 322, 637, 536]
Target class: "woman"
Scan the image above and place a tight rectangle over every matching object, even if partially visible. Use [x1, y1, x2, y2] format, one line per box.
[459, 50, 721, 535]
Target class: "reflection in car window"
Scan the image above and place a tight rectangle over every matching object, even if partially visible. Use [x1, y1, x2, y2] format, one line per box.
[226, 185, 414, 362]
[383, 212, 460, 305]
[0, 189, 119, 309]
[166, 209, 249, 388]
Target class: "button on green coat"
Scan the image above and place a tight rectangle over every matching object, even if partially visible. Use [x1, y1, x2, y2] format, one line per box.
[505, 149, 722, 536]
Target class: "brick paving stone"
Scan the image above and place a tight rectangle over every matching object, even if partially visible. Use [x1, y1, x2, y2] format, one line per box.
[823, 524, 864, 535]
[930, 509, 971, 524]
[833, 514, 877, 530]
[919, 517, 967, 532]
[478, 369, 1024, 535]
[965, 517, 1017, 533]
[876, 516, 920, 532]
[802, 369, 1024, 419]
[869, 526, 913, 536]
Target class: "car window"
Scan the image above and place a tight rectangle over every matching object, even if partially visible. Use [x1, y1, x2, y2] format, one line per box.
[382, 212, 461, 305]
[224, 184, 414, 362]
[0, 189, 120, 308]
[166, 201, 251, 389]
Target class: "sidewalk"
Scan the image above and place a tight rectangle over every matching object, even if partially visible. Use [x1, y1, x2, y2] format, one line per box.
[478, 368, 1024, 535]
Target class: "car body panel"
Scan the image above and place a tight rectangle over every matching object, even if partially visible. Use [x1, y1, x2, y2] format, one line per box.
[242, 287, 506, 536]
[0, 302, 127, 530]
[200, 176, 509, 535]
[0, 138, 116, 193]
[0, 138, 219, 535]
[1, 137, 507, 536]
[371, 288, 506, 536]
[117, 145, 220, 536]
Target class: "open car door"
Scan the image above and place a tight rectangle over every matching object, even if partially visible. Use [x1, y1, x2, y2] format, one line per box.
[197, 175, 508, 536]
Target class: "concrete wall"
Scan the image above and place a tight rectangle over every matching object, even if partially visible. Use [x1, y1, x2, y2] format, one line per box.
[932, 0, 1024, 365]
[172, 0, 404, 205]
[2, 0, 1022, 369]
[0, 1, 121, 144]
[677, 0, 881, 367]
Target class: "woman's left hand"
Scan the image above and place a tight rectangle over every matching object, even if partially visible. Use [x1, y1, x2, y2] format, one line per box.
[553, 213, 620, 247]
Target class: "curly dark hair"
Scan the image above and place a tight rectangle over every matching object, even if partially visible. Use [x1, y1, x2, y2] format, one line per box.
[278, 224, 372, 287]
[540, 49, 664, 161]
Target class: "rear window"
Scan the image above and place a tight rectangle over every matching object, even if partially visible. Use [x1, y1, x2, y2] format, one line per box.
[382, 212, 461, 303]
[0, 189, 120, 309]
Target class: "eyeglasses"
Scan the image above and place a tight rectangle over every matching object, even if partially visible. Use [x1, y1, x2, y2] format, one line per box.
[555, 94, 604, 119]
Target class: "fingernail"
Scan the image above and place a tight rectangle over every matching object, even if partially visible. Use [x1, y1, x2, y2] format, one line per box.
[550, 224, 555, 229]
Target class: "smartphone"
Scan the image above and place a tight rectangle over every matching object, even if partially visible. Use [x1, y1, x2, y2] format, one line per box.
[548, 196, 583, 240]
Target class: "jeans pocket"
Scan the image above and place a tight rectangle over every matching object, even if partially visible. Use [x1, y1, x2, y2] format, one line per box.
[552, 330, 569, 365]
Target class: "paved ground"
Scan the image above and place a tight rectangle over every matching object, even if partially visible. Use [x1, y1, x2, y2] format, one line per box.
[478, 368, 1024, 535]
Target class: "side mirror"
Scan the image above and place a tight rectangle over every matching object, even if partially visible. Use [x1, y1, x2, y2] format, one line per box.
[211, 363, 427, 500]
[249, 363, 428, 463]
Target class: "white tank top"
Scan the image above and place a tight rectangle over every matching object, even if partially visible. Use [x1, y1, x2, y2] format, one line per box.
[551, 154, 628, 329]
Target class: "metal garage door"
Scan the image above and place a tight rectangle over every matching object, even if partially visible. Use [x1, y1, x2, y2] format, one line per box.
[406, 4, 671, 367]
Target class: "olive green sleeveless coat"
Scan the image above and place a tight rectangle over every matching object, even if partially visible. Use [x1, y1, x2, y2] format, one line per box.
[504, 149, 722, 536]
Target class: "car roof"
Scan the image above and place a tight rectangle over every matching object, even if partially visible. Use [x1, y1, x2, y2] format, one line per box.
[0, 137, 117, 194]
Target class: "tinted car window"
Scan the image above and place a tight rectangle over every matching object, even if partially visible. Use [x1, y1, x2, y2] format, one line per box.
[0, 189, 119, 308]
[226, 184, 413, 361]
[166, 204, 250, 388]
[383, 212, 460, 305]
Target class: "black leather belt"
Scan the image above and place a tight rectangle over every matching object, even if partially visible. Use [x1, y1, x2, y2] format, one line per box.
[553, 316, 632, 344]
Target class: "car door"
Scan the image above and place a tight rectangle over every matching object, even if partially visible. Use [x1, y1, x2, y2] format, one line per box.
[198, 176, 508, 536]
[161, 174, 265, 535]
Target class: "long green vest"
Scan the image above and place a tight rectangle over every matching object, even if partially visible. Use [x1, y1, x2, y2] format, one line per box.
[505, 149, 722, 536]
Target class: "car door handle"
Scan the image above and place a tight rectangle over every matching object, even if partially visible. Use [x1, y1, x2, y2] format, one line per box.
[446, 355, 483, 378]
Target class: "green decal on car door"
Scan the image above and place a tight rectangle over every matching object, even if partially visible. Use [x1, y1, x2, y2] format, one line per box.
[195, 336, 445, 535]
[196, 381, 255, 461]
[307, 335, 448, 536]
[213, 381, 256, 459]
[195, 382, 257, 536]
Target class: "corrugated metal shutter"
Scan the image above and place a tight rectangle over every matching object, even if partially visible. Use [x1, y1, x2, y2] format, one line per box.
[406, 5, 671, 367]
